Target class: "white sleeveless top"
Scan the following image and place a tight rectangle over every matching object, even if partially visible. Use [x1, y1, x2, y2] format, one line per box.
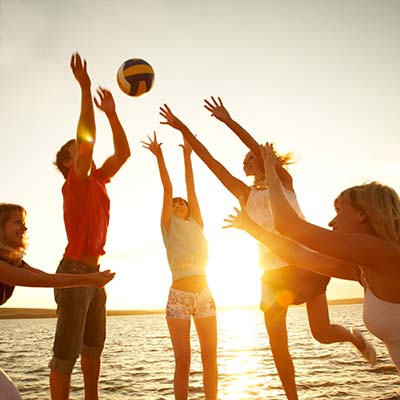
[245, 185, 304, 271]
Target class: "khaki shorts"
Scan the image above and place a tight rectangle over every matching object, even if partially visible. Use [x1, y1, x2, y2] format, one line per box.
[48, 258, 107, 374]
[166, 286, 216, 320]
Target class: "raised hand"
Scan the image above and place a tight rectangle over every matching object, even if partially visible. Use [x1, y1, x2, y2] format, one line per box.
[204, 96, 231, 123]
[223, 206, 252, 231]
[159, 104, 187, 131]
[260, 143, 280, 186]
[94, 87, 116, 116]
[179, 138, 192, 157]
[141, 131, 163, 157]
[70, 52, 91, 88]
[92, 270, 115, 287]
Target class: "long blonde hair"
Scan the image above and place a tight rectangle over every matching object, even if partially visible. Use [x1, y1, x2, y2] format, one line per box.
[337, 182, 400, 244]
[0, 203, 27, 262]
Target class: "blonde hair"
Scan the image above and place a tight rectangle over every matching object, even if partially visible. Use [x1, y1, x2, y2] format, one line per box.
[0, 203, 27, 262]
[337, 182, 400, 244]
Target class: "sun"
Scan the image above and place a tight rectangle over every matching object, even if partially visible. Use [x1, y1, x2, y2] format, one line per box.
[206, 227, 262, 309]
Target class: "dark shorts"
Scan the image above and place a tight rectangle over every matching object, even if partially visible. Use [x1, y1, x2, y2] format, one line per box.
[260, 265, 330, 310]
[48, 258, 107, 374]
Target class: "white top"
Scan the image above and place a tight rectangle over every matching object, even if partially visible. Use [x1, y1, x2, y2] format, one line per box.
[161, 215, 208, 281]
[246, 185, 304, 271]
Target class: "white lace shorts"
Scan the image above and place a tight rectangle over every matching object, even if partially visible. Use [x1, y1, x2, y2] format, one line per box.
[166, 286, 216, 320]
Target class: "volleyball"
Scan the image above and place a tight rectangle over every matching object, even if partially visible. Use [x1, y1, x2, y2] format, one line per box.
[117, 58, 155, 97]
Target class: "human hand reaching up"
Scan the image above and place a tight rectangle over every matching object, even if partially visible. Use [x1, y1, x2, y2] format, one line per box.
[141, 131, 163, 157]
[179, 138, 192, 157]
[70, 52, 91, 88]
[203, 96, 231, 123]
[94, 87, 116, 116]
[159, 104, 187, 131]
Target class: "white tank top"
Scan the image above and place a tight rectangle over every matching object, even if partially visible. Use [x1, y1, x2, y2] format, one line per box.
[246, 185, 304, 270]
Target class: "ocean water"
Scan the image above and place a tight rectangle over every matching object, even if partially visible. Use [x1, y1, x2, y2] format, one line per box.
[0, 305, 398, 399]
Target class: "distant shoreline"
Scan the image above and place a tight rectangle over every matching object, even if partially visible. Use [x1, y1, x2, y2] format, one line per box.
[0, 298, 363, 320]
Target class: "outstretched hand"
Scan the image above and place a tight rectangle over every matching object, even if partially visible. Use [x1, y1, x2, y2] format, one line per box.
[159, 104, 186, 131]
[204, 96, 231, 122]
[259, 143, 280, 186]
[141, 131, 163, 157]
[94, 87, 116, 116]
[93, 270, 116, 287]
[70, 52, 91, 88]
[223, 206, 252, 231]
[179, 138, 192, 157]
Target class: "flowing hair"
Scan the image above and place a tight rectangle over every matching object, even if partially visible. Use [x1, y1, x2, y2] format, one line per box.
[337, 182, 400, 244]
[0, 203, 27, 263]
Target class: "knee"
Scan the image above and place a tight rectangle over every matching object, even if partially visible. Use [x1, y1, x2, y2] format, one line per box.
[175, 353, 191, 373]
[311, 329, 333, 344]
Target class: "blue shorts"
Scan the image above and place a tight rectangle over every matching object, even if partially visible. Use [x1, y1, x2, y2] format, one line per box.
[48, 258, 107, 374]
[166, 286, 216, 320]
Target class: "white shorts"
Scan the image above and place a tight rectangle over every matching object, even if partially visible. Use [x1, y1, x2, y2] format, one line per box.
[0, 368, 21, 400]
[166, 286, 216, 320]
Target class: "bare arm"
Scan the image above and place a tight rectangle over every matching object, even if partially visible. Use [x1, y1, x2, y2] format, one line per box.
[0, 260, 115, 288]
[95, 88, 131, 178]
[160, 104, 250, 203]
[71, 53, 96, 180]
[204, 96, 293, 190]
[141, 132, 173, 231]
[224, 207, 361, 281]
[261, 143, 400, 271]
[181, 140, 203, 228]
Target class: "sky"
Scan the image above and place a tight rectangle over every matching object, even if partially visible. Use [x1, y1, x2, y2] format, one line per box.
[1, 0, 399, 310]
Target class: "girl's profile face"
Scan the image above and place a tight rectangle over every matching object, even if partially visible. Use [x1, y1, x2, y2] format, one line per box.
[4, 210, 27, 249]
[328, 198, 363, 233]
[243, 151, 263, 177]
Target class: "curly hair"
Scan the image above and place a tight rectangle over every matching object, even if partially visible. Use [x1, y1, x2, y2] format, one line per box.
[336, 182, 400, 244]
[0, 203, 27, 262]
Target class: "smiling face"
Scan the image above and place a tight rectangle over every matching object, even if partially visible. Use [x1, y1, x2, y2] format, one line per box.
[3, 210, 27, 249]
[243, 151, 264, 179]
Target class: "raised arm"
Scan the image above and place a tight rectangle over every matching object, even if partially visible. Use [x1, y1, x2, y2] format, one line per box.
[204, 96, 293, 190]
[261, 144, 398, 271]
[159, 104, 250, 203]
[71, 53, 96, 179]
[181, 140, 203, 228]
[95, 88, 131, 178]
[141, 132, 173, 231]
[223, 207, 361, 281]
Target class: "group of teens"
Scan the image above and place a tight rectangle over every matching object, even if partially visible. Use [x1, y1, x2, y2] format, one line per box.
[1, 53, 399, 400]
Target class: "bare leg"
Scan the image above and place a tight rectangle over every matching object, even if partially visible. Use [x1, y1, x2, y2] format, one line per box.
[306, 294, 362, 349]
[49, 370, 71, 400]
[81, 355, 101, 400]
[167, 318, 192, 400]
[264, 305, 298, 400]
[194, 316, 218, 400]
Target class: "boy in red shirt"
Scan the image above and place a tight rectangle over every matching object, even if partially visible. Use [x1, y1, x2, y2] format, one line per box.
[50, 53, 130, 400]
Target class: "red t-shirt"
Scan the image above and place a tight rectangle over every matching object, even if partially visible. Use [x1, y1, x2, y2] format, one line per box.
[63, 168, 110, 260]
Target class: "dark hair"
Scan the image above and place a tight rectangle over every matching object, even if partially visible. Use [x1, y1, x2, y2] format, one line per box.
[173, 197, 190, 220]
[54, 139, 75, 179]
